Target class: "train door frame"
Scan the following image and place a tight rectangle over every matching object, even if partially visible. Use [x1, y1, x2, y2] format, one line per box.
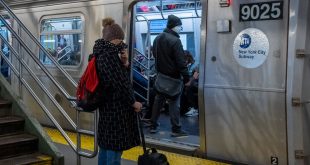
[286, 0, 310, 164]
[198, 0, 207, 153]
[125, 0, 207, 153]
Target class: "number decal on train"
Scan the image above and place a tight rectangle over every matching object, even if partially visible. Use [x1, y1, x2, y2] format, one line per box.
[240, 1, 283, 22]
[271, 156, 279, 165]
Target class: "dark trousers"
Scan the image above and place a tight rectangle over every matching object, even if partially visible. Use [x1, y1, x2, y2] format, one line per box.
[151, 93, 182, 132]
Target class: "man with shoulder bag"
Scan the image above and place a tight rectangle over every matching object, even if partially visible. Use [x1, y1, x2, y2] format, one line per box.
[150, 15, 190, 137]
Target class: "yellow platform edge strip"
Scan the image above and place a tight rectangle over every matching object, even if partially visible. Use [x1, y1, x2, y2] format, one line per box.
[44, 127, 229, 165]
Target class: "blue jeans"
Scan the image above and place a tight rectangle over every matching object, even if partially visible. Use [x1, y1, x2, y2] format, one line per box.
[151, 93, 182, 132]
[98, 148, 123, 165]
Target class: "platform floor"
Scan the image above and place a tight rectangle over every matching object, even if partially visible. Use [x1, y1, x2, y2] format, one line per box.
[143, 111, 200, 147]
[55, 143, 136, 165]
[44, 127, 229, 165]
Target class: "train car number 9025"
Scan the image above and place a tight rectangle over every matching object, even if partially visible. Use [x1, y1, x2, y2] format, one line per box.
[240, 1, 283, 22]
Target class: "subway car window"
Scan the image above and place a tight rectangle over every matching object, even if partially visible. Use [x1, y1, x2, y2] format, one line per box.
[0, 19, 12, 79]
[39, 16, 83, 66]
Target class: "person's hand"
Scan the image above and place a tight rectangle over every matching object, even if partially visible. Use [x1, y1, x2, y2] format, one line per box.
[184, 81, 191, 87]
[132, 101, 142, 112]
[193, 71, 199, 80]
[120, 50, 129, 67]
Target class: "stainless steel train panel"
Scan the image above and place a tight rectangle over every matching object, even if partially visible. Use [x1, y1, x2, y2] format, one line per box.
[204, 88, 286, 164]
[205, 0, 288, 90]
[204, 0, 289, 164]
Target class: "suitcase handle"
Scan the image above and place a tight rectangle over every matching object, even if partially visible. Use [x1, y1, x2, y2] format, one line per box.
[137, 112, 147, 154]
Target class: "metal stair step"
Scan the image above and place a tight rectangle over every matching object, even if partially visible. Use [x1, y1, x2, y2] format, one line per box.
[0, 133, 38, 159]
[0, 152, 53, 165]
[0, 99, 12, 117]
[0, 116, 25, 136]
[0, 99, 11, 108]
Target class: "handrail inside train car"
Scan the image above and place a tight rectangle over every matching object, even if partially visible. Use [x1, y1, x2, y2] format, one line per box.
[159, 0, 164, 19]
[134, 48, 151, 60]
[134, 14, 152, 105]
[134, 0, 201, 22]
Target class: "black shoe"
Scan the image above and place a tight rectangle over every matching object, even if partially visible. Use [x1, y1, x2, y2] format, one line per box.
[143, 120, 152, 127]
[171, 130, 188, 137]
[150, 126, 159, 134]
[144, 121, 160, 128]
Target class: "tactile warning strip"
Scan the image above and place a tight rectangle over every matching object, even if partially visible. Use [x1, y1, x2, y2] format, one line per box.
[44, 127, 229, 165]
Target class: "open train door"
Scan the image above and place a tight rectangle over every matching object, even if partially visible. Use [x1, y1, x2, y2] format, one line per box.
[126, 0, 204, 155]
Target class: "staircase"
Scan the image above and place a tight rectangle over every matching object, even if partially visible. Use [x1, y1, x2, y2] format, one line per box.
[0, 0, 97, 164]
[0, 97, 53, 164]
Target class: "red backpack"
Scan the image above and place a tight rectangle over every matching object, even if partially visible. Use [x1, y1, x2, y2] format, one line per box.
[76, 55, 100, 111]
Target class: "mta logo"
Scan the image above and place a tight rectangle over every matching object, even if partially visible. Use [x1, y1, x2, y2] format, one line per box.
[240, 34, 251, 49]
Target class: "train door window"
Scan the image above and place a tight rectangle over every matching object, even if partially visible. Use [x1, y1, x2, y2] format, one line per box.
[132, 0, 202, 148]
[0, 19, 12, 79]
[39, 15, 84, 67]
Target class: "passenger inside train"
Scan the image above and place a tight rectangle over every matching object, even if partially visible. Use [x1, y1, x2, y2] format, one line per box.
[181, 51, 198, 116]
[0, 21, 10, 79]
[39, 17, 82, 66]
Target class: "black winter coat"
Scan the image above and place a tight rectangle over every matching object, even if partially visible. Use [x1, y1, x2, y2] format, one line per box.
[152, 28, 190, 83]
[93, 39, 140, 151]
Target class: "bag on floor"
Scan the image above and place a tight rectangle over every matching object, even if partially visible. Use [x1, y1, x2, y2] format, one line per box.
[137, 113, 169, 165]
[76, 55, 100, 112]
[138, 148, 169, 165]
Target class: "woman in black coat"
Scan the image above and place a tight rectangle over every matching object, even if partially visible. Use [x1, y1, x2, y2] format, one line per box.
[93, 18, 142, 165]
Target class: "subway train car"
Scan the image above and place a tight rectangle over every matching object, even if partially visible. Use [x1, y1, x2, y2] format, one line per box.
[0, 0, 309, 164]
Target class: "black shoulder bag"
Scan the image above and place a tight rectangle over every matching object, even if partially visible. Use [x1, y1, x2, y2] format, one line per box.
[153, 41, 183, 98]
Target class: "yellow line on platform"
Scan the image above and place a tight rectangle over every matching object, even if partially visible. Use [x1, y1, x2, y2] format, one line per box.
[44, 127, 229, 165]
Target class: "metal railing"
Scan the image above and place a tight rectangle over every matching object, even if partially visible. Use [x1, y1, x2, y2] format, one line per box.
[135, 0, 201, 22]
[133, 15, 152, 106]
[57, 45, 72, 60]
[0, 0, 98, 164]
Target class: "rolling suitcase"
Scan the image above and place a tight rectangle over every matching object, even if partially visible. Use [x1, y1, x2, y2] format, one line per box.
[137, 113, 169, 165]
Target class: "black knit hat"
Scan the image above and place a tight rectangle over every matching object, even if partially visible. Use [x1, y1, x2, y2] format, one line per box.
[102, 18, 124, 41]
[166, 15, 182, 29]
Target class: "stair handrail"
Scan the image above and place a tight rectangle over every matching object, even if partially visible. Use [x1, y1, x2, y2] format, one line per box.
[0, 29, 98, 159]
[0, 15, 75, 106]
[0, 0, 98, 161]
[0, 15, 78, 128]
[0, 0, 78, 90]
[0, 33, 77, 129]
